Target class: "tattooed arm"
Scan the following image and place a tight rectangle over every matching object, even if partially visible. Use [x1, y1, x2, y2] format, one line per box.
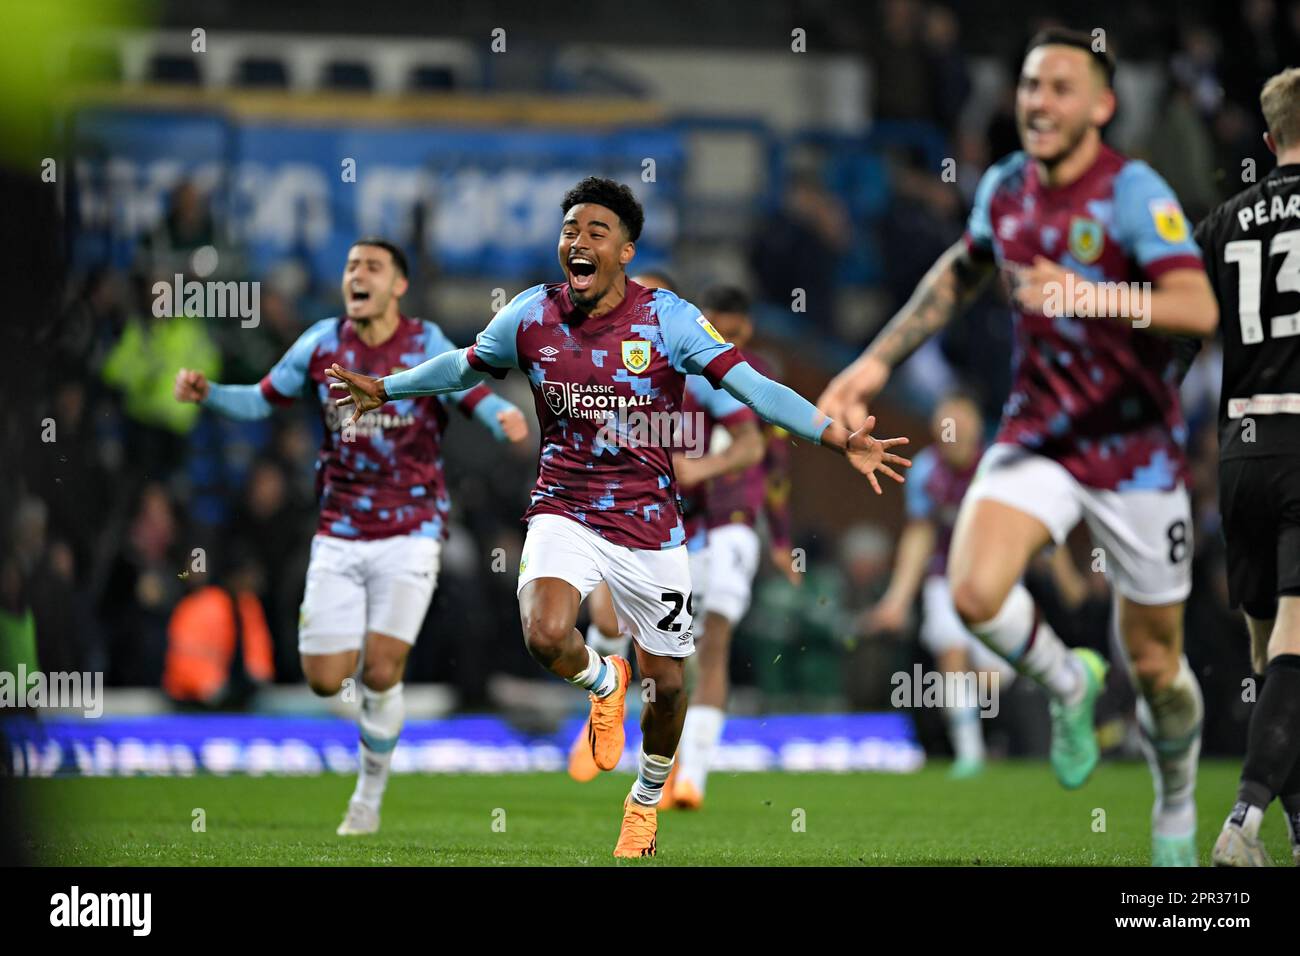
[817, 240, 996, 428]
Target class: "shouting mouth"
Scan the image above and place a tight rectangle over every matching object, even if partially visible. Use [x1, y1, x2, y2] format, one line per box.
[568, 255, 597, 293]
[1023, 115, 1058, 148]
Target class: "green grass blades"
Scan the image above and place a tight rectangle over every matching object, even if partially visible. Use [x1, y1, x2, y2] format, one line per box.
[17, 760, 1294, 866]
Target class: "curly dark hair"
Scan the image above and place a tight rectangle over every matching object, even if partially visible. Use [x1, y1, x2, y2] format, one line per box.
[560, 177, 644, 242]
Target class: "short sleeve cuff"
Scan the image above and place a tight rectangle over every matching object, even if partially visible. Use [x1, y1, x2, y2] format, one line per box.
[466, 344, 509, 380]
[457, 383, 491, 414]
[700, 348, 744, 388]
[259, 376, 294, 407]
[1143, 254, 1204, 281]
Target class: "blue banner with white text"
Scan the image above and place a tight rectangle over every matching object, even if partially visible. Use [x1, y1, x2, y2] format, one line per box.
[6, 712, 923, 776]
[68, 108, 685, 284]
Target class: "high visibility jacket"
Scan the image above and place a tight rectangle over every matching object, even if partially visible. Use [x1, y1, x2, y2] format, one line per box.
[163, 586, 273, 704]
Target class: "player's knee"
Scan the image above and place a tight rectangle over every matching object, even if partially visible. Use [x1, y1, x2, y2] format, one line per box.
[521, 610, 572, 664]
[305, 673, 345, 697]
[362, 658, 403, 692]
[950, 577, 1004, 628]
[1128, 638, 1179, 692]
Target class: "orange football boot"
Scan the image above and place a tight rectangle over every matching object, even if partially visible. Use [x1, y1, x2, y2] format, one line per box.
[587, 655, 631, 771]
[567, 718, 600, 782]
[672, 778, 703, 810]
[613, 797, 658, 858]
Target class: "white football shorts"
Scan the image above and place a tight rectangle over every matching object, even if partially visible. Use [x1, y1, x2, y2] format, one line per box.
[963, 442, 1192, 605]
[298, 533, 441, 655]
[518, 513, 696, 658]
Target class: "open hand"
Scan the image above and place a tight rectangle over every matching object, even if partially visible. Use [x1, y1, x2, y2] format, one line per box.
[327, 364, 387, 424]
[843, 415, 910, 494]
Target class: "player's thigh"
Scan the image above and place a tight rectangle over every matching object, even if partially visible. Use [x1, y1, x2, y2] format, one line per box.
[949, 445, 1068, 621]
[298, 534, 368, 659]
[586, 582, 620, 636]
[1219, 457, 1300, 633]
[517, 514, 606, 639]
[1270, 596, 1300, 657]
[1082, 483, 1192, 609]
[603, 543, 696, 659]
[362, 534, 441, 646]
[702, 524, 761, 624]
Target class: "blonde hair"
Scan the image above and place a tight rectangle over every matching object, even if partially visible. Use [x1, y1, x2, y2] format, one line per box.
[1261, 67, 1300, 149]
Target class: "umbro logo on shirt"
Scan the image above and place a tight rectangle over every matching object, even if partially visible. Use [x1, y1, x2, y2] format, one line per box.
[539, 346, 559, 362]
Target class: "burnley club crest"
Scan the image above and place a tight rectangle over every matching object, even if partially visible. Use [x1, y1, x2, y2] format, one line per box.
[622, 339, 651, 373]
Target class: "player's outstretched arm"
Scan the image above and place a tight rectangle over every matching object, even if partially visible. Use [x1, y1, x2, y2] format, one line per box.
[328, 349, 488, 424]
[717, 361, 910, 495]
[173, 368, 274, 421]
[818, 240, 995, 427]
[831, 416, 912, 494]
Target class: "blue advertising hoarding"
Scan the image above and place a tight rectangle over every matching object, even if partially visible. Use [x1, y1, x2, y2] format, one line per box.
[68, 107, 685, 283]
[6, 712, 923, 777]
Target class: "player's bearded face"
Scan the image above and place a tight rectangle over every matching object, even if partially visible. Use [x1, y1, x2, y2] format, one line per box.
[559, 204, 632, 309]
[342, 246, 403, 321]
[1015, 47, 1106, 166]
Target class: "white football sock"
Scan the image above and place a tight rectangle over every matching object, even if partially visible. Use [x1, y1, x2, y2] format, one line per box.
[946, 703, 985, 764]
[630, 751, 675, 806]
[569, 646, 620, 698]
[587, 622, 631, 658]
[968, 583, 1082, 704]
[1136, 656, 1203, 836]
[677, 705, 725, 794]
[353, 681, 404, 810]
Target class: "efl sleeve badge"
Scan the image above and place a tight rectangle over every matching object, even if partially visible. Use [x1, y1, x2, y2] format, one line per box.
[1149, 198, 1189, 243]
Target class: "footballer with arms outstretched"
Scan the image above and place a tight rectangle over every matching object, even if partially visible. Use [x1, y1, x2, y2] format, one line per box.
[1180, 67, 1300, 866]
[329, 178, 910, 857]
[819, 30, 1218, 865]
[175, 238, 528, 835]
[566, 269, 769, 786]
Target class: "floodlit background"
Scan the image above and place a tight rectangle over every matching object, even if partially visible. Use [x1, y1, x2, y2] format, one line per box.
[2, 0, 1286, 775]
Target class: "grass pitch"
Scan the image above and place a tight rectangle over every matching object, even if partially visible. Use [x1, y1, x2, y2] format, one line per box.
[18, 759, 1294, 866]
